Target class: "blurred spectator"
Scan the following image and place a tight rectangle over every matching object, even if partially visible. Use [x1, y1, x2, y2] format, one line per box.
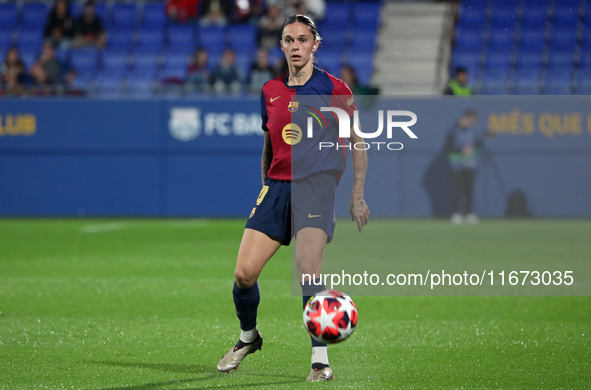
[44, 0, 75, 49]
[340, 63, 379, 96]
[280, 0, 325, 22]
[444, 109, 491, 224]
[73, 0, 106, 49]
[271, 57, 288, 78]
[249, 47, 273, 92]
[235, 0, 265, 23]
[213, 48, 242, 93]
[187, 48, 212, 91]
[444, 67, 472, 96]
[198, 0, 234, 26]
[166, 0, 200, 23]
[1, 47, 27, 95]
[257, 5, 283, 49]
[30, 43, 64, 86]
[303, 0, 325, 22]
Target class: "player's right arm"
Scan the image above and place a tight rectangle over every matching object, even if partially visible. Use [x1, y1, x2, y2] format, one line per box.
[261, 131, 273, 185]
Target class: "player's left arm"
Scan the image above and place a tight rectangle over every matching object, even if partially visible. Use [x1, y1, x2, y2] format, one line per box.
[348, 117, 370, 232]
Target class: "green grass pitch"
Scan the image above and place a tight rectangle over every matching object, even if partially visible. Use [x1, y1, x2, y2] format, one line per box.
[0, 219, 589, 389]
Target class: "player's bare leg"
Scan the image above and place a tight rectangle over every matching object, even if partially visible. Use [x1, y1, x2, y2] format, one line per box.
[217, 229, 281, 373]
[296, 227, 334, 382]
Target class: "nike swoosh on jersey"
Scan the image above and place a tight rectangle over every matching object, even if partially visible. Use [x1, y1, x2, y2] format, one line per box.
[270, 96, 281, 102]
[308, 213, 322, 218]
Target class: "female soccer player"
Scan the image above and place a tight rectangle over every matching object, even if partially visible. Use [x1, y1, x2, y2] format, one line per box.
[217, 14, 370, 382]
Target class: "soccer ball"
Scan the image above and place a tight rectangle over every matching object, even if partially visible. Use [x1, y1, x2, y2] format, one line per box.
[303, 290, 358, 344]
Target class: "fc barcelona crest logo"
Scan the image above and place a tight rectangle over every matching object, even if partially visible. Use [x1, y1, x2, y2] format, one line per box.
[288, 101, 299, 112]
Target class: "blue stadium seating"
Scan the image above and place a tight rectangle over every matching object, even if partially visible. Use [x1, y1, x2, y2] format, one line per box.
[197, 26, 225, 51]
[484, 52, 512, 69]
[16, 29, 43, 56]
[579, 52, 591, 69]
[132, 53, 159, 74]
[111, 3, 137, 28]
[21, 3, 48, 28]
[137, 27, 165, 52]
[126, 72, 154, 97]
[142, 3, 167, 28]
[520, 7, 548, 30]
[317, 50, 342, 75]
[0, 3, 17, 32]
[168, 25, 195, 51]
[549, 27, 578, 51]
[320, 27, 347, 52]
[489, 6, 517, 31]
[551, 6, 579, 29]
[95, 72, 124, 97]
[514, 52, 543, 70]
[546, 51, 574, 69]
[70, 48, 99, 75]
[518, 29, 547, 52]
[69, 72, 94, 91]
[352, 2, 381, 28]
[102, 51, 128, 74]
[349, 29, 378, 54]
[348, 54, 373, 85]
[323, 2, 351, 26]
[228, 25, 257, 54]
[106, 30, 134, 51]
[457, 5, 486, 27]
[487, 30, 515, 52]
[454, 33, 484, 53]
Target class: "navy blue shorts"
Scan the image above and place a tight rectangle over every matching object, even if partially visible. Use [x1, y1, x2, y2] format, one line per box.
[245, 173, 338, 246]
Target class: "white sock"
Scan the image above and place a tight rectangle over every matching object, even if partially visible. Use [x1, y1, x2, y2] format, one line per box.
[311, 346, 329, 365]
[240, 327, 257, 343]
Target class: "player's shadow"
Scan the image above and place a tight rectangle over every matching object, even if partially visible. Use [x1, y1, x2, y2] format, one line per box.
[92, 360, 302, 389]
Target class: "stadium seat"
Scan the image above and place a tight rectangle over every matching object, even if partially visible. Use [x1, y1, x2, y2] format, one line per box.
[102, 51, 128, 73]
[142, 3, 167, 28]
[457, 5, 486, 27]
[132, 53, 159, 74]
[451, 53, 480, 75]
[19, 51, 37, 70]
[514, 52, 543, 70]
[0, 3, 17, 32]
[549, 28, 578, 51]
[320, 27, 347, 52]
[352, 2, 381, 28]
[578, 52, 591, 69]
[111, 3, 138, 28]
[543, 85, 572, 95]
[227, 25, 257, 54]
[454, 33, 484, 53]
[544, 69, 572, 87]
[519, 7, 548, 30]
[16, 29, 44, 56]
[234, 53, 251, 80]
[70, 48, 99, 74]
[137, 27, 165, 52]
[518, 30, 547, 52]
[489, 6, 517, 31]
[168, 25, 195, 50]
[21, 3, 48, 28]
[126, 72, 155, 98]
[95, 71, 124, 97]
[106, 29, 134, 51]
[317, 50, 342, 75]
[197, 26, 225, 51]
[483, 52, 512, 69]
[551, 6, 580, 29]
[546, 51, 574, 69]
[479, 69, 510, 89]
[487, 30, 515, 52]
[574, 69, 591, 91]
[512, 69, 541, 94]
[0, 31, 12, 50]
[479, 84, 510, 95]
[69, 72, 94, 91]
[349, 29, 378, 54]
[323, 2, 351, 26]
[162, 53, 188, 72]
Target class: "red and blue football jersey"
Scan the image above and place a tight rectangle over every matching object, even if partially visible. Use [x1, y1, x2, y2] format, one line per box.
[261, 67, 357, 181]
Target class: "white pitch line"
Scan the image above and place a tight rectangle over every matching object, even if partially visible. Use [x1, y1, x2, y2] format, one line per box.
[81, 222, 129, 234]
